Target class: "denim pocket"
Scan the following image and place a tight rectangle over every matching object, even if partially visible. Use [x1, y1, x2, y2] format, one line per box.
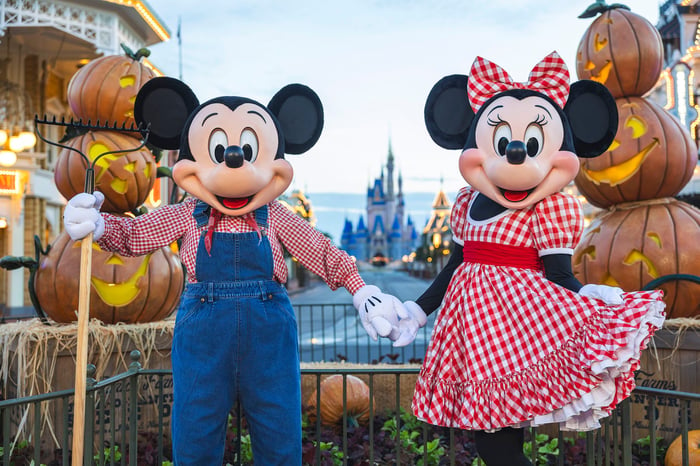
[174, 294, 206, 330]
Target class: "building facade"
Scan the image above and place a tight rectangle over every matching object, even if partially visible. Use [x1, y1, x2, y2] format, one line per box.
[0, 0, 170, 313]
[341, 142, 419, 264]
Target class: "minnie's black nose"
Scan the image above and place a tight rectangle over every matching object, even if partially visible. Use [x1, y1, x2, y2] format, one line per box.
[505, 140, 527, 165]
[224, 146, 245, 168]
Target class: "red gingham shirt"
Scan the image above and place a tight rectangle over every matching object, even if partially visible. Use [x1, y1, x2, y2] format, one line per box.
[98, 197, 365, 294]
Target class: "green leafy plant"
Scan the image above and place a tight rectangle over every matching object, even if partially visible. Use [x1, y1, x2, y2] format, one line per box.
[633, 435, 667, 464]
[381, 408, 445, 466]
[523, 432, 559, 466]
[94, 444, 122, 463]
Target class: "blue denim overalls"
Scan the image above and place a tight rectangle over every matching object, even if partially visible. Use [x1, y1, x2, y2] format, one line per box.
[171, 202, 301, 465]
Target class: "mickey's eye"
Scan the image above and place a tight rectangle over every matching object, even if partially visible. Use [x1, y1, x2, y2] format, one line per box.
[240, 128, 259, 163]
[524, 124, 544, 157]
[208, 129, 228, 163]
[493, 124, 511, 156]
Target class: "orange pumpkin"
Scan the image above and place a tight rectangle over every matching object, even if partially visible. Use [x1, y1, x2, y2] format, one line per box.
[574, 97, 696, 208]
[573, 198, 700, 318]
[67, 48, 156, 128]
[55, 131, 156, 213]
[306, 375, 372, 427]
[576, 4, 663, 98]
[34, 231, 183, 324]
[665, 430, 700, 466]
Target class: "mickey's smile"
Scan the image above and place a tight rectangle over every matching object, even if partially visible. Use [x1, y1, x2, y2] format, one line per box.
[499, 187, 535, 203]
[218, 196, 253, 210]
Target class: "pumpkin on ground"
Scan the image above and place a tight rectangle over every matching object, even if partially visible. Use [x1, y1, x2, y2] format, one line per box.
[574, 96, 696, 208]
[34, 231, 184, 324]
[665, 429, 700, 466]
[576, 2, 663, 99]
[54, 130, 156, 213]
[573, 198, 700, 318]
[67, 47, 156, 128]
[306, 374, 372, 427]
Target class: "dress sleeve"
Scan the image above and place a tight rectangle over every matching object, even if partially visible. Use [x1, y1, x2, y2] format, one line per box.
[97, 200, 193, 256]
[449, 187, 473, 246]
[271, 202, 365, 294]
[531, 193, 584, 256]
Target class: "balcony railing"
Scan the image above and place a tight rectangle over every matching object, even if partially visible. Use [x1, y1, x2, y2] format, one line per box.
[2, 349, 699, 466]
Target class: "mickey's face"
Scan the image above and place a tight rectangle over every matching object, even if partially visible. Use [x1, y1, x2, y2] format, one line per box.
[459, 95, 580, 209]
[172, 102, 293, 217]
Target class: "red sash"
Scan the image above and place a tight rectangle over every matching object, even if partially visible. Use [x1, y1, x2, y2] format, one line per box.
[462, 240, 543, 271]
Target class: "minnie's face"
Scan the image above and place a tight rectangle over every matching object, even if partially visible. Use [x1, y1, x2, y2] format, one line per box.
[459, 95, 580, 209]
[172, 102, 293, 217]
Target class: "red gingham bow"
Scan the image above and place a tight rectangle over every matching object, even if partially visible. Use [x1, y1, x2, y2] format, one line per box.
[467, 51, 570, 113]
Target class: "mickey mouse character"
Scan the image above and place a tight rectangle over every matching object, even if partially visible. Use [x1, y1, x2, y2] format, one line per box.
[400, 52, 666, 465]
[63, 77, 425, 465]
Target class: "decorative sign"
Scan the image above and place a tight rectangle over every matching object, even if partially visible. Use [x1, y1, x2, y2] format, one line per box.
[0, 170, 20, 194]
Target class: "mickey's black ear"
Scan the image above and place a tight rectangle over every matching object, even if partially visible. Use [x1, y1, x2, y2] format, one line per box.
[424, 74, 474, 150]
[134, 77, 200, 150]
[564, 80, 618, 158]
[267, 84, 323, 154]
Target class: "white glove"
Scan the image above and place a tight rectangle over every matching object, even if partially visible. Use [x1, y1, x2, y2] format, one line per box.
[393, 300, 429, 347]
[353, 285, 402, 341]
[579, 283, 624, 306]
[63, 192, 105, 241]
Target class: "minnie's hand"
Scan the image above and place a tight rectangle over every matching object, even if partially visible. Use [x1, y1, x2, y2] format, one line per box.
[393, 301, 428, 347]
[579, 284, 624, 306]
[63, 192, 105, 241]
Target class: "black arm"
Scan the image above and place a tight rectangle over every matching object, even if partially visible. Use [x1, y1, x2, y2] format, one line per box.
[415, 242, 464, 316]
[541, 253, 583, 292]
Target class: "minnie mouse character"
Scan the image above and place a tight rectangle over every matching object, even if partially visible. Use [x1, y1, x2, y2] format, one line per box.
[400, 52, 666, 465]
[63, 77, 425, 465]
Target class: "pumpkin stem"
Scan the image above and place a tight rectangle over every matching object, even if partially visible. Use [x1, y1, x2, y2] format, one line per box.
[578, 0, 630, 18]
[120, 43, 151, 62]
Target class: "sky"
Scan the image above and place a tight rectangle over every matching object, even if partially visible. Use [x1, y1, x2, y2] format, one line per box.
[143, 0, 662, 195]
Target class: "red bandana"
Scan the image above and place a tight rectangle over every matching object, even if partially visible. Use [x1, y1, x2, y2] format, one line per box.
[467, 51, 570, 113]
[204, 208, 222, 256]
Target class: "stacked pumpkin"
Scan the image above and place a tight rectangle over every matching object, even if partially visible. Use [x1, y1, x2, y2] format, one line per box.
[34, 46, 184, 324]
[573, 2, 700, 318]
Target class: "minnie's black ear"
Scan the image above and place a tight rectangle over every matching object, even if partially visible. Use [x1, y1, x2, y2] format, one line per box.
[134, 77, 200, 150]
[424, 74, 474, 150]
[564, 80, 618, 158]
[267, 84, 323, 154]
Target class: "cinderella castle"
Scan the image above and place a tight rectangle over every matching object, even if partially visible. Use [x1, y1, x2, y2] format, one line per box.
[340, 142, 420, 264]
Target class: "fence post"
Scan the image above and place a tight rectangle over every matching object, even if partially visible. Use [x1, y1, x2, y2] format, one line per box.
[128, 351, 142, 466]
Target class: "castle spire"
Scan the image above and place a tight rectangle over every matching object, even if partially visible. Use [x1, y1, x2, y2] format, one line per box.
[386, 137, 395, 200]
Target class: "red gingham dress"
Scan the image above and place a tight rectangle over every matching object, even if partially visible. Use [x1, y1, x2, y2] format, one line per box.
[412, 187, 666, 432]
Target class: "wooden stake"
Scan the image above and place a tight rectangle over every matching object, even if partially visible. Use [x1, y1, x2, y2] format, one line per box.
[71, 231, 93, 466]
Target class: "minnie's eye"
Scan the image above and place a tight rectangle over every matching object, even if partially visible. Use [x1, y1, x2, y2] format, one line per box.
[524, 124, 544, 157]
[208, 129, 228, 163]
[240, 128, 258, 163]
[493, 124, 511, 156]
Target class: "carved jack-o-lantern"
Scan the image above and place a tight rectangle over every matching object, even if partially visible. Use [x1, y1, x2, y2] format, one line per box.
[55, 131, 156, 213]
[34, 231, 184, 324]
[576, 4, 663, 98]
[573, 198, 700, 318]
[67, 48, 156, 128]
[574, 97, 696, 208]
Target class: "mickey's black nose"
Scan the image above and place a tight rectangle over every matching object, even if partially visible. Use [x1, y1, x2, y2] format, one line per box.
[224, 146, 245, 168]
[505, 140, 527, 165]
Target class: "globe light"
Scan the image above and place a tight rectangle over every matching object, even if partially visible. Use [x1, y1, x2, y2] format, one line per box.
[0, 130, 7, 147]
[18, 129, 36, 150]
[8, 135, 24, 152]
[0, 149, 17, 167]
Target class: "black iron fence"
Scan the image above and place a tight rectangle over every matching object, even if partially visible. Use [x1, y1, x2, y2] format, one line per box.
[2, 349, 699, 465]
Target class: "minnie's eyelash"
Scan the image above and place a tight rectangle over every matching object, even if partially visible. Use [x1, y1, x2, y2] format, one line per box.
[487, 115, 504, 127]
[534, 114, 548, 126]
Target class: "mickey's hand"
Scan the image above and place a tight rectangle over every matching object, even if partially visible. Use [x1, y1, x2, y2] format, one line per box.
[353, 285, 403, 341]
[579, 283, 624, 306]
[392, 301, 428, 347]
[63, 192, 105, 241]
